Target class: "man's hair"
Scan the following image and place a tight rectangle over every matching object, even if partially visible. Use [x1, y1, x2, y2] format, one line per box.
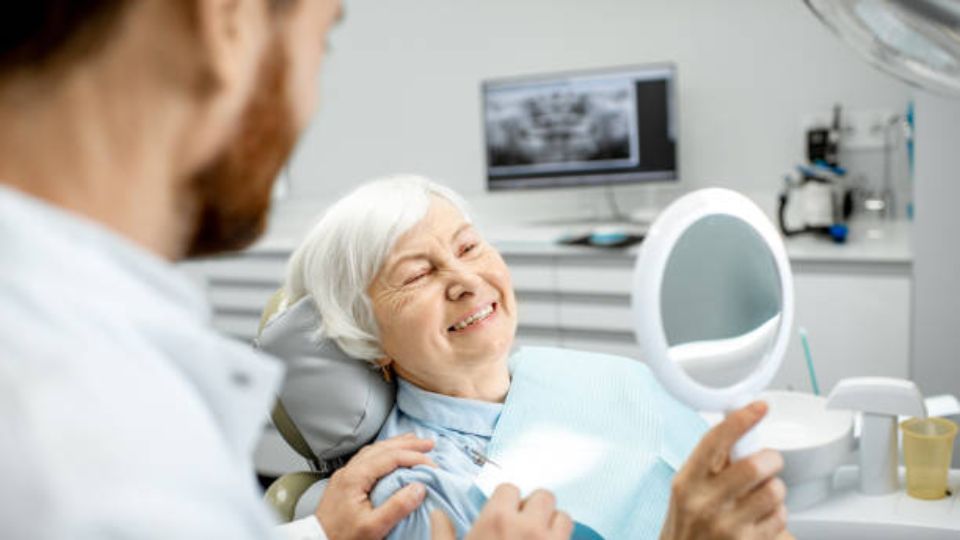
[0, 1, 132, 79]
[0, 1, 296, 80]
[283, 175, 472, 362]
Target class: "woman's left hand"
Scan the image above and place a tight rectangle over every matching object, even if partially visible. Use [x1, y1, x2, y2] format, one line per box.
[659, 401, 788, 540]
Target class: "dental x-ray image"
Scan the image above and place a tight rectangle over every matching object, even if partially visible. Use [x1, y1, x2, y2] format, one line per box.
[485, 77, 640, 177]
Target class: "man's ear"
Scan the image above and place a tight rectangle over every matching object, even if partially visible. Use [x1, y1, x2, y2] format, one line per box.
[191, 0, 269, 97]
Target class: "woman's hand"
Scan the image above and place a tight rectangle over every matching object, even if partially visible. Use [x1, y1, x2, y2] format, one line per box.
[659, 401, 788, 540]
[430, 484, 574, 540]
[315, 433, 437, 540]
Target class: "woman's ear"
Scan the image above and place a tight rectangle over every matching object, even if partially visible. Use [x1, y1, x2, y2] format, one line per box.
[376, 357, 394, 383]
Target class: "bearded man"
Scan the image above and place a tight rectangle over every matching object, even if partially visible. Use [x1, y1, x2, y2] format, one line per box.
[0, 2, 571, 539]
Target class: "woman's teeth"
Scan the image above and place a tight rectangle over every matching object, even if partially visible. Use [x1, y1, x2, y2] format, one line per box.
[451, 304, 495, 331]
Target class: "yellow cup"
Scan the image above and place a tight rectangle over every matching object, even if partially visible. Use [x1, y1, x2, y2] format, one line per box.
[900, 417, 958, 500]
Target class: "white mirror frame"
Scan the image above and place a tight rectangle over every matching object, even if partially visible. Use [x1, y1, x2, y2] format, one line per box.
[632, 188, 795, 412]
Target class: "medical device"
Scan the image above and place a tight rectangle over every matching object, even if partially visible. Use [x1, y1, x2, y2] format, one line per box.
[481, 64, 677, 192]
[804, 0, 960, 98]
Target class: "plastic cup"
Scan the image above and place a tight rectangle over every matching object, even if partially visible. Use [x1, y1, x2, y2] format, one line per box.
[900, 417, 958, 500]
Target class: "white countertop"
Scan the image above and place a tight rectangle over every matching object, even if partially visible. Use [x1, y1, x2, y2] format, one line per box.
[784, 220, 911, 264]
[475, 218, 911, 264]
[789, 465, 960, 538]
[247, 214, 912, 265]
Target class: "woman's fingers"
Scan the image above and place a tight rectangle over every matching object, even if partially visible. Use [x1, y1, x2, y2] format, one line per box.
[712, 449, 784, 503]
[662, 405, 790, 540]
[727, 477, 787, 526]
[686, 402, 769, 478]
[751, 504, 789, 539]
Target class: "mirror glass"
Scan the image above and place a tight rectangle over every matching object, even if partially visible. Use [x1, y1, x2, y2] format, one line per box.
[659, 214, 782, 388]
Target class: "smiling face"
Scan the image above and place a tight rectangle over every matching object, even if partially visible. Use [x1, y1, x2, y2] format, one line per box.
[368, 197, 518, 399]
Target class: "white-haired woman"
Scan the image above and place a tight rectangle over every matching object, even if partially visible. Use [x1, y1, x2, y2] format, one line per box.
[284, 175, 789, 540]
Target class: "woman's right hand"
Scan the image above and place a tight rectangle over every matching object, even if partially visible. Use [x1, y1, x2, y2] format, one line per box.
[659, 401, 788, 540]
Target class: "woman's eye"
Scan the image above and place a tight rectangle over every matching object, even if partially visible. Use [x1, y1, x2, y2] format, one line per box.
[403, 271, 429, 285]
[459, 243, 478, 256]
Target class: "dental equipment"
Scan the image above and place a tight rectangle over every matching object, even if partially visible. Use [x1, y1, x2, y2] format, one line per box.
[827, 377, 927, 495]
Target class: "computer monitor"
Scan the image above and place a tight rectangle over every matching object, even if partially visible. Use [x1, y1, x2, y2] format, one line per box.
[482, 64, 677, 191]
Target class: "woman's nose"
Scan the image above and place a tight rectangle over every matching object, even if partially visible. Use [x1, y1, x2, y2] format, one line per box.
[445, 268, 482, 301]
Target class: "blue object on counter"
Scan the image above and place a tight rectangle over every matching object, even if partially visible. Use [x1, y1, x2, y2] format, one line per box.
[829, 223, 848, 243]
[807, 161, 847, 177]
[589, 231, 628, 246]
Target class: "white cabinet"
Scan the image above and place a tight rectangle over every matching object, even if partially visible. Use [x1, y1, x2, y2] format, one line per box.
[778, 262, 911, 394]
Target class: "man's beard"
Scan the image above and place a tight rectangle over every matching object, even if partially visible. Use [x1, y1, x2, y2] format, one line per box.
[183, 38, 298, 258]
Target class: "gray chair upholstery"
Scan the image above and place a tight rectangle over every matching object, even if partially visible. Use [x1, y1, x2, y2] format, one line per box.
[256, 292, 396, 522]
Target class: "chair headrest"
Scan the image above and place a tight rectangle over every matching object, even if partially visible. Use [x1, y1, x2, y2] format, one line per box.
[257, 296, 395, 462]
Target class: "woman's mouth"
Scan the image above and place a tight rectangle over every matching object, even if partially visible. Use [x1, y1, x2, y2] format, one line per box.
[448, 302, 498, 333]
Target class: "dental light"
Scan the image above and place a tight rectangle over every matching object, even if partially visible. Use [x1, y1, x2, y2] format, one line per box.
[804, 0, 960, 97]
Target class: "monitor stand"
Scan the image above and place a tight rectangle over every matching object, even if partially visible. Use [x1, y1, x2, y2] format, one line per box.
[530, 185, 652, 230]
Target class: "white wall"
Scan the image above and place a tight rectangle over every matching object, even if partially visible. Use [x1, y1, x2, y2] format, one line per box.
[912, 92, 960, 466]
[912, 92, 960, 397]
[271, 0, 910, 233]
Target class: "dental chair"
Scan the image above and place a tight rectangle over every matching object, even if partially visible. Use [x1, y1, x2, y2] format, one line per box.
[256, 291, 395, 522]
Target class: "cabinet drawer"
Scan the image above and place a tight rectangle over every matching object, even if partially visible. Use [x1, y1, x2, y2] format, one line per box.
[557, 295, 632, 332]
[515, 291, 559, 328]
[515, 328, 561, 348]
[507, 264, 555, 293]
[555, 266, 633, 295]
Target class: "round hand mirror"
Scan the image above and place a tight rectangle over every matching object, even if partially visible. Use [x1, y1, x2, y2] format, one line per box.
[632, 188, 794, 458]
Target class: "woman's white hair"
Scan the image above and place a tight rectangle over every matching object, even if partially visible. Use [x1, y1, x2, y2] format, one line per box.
[283, 174, 471, 362]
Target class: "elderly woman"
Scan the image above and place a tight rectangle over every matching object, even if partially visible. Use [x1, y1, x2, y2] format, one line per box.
[283, 175, 787, 540]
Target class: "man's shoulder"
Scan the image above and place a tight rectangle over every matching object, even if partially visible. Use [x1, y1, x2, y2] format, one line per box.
[0, 344, 274, 537]
[0, 294, 234, 479]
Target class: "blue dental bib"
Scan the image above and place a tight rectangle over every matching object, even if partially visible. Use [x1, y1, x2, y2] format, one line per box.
[474, 347, 707, 539]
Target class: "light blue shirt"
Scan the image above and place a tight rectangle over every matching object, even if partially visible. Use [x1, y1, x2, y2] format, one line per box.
[370, 379, 502, 540]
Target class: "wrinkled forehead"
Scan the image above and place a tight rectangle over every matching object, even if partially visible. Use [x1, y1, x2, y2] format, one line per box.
[392, 197, 470, 250]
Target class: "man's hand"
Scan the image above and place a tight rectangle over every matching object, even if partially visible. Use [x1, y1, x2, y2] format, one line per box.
[315, 433, 436, 540]
[430, 484, 573, 540]
[659, 401, 788, 540]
